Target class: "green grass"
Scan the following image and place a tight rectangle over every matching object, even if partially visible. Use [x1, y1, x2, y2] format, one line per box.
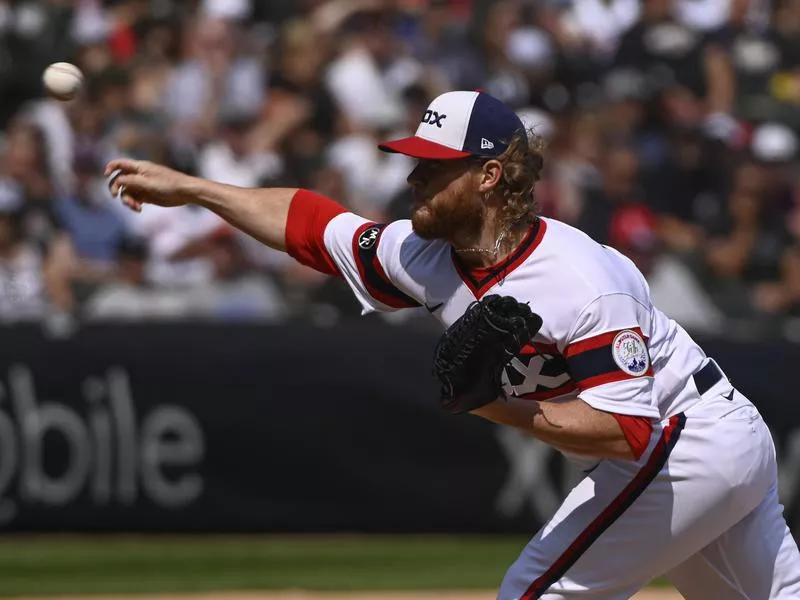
[0, 535, 531, 596]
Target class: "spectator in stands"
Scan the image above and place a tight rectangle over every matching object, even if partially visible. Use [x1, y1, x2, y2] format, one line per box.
[1, 0, 799, 337]
[552, 0, 640, 63]
[645, 126, 727, 254]
[704, 0, 782, 126]
[53, 148, 128, 265]
[0, 117, 65, 263]
[264, 16, 339, 185]
[3, 119, 54, 227]
[703, 153, 799, 317]
[0, 0, 74, 128]
[0, 189, 50, 321]
[398, 0, 470, 92]
[45, 147, 128, 312]
[164, 14, 265, 148]
[447, 0, 530, 106]
[323, 5, 425, 217]
[539, 110, 602, 224]
[83, 234, 192, 321]
[187, 230, 289, 322]
[574, 140, 644, 245]
[197, 110, 283, 189]
[599, 68, 666, 171]
[609, 203, 725, 332]
[614, 0, 739, 145]
[324, 2, 414, 131]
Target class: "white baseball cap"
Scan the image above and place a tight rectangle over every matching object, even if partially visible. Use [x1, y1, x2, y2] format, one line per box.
[379, 91, 527, 160]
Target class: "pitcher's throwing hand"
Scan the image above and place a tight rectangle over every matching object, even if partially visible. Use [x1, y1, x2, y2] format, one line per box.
[105, 159, 192, 212]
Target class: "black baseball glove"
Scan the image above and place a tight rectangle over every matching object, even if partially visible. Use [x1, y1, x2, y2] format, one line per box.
[432, 295, 543, 415]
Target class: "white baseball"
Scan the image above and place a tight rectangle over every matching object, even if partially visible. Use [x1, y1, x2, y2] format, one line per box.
[42, 62, 83, 101]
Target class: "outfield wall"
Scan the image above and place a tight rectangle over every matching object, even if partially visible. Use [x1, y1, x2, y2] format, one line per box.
[0, 322, 797, 535]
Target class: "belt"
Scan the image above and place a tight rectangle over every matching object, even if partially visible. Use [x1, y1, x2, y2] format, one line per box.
[692, 360, 724, 396]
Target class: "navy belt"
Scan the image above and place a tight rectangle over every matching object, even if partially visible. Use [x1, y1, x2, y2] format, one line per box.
[693, 360, 723, 396]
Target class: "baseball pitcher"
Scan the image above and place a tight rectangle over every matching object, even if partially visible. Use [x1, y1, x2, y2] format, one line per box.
[106, 91, 800, 599]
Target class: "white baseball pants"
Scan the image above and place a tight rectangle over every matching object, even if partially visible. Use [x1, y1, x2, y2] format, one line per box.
[498, 378, 800, 599]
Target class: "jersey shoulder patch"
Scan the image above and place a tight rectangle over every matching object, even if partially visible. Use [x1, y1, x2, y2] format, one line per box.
[352, 221, 420, 309]
[611, 330, 650, 376]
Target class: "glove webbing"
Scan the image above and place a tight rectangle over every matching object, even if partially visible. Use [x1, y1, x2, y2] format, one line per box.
[432, 302, 488, 376]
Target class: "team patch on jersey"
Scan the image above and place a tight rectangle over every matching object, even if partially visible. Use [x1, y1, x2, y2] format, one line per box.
[357, 226, 381, 250]
[612, 330, 650, 376]
[352, 222, 420, 309]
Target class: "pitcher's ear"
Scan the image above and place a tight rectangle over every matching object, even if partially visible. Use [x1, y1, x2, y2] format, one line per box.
[477, 159, 503, 194]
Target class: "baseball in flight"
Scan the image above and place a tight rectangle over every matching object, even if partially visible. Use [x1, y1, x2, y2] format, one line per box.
[42, 62, 83, 101]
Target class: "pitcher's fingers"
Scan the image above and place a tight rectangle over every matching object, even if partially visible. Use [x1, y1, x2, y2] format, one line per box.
[109, 179, 126, 197]
[125, 199, 143, 213]
[114, 173, 150, 192]
[104, 159, 144, 177]
[107, 169, 124, 196]
[119, 190, 143, 213]
[108, 174, 143, 197]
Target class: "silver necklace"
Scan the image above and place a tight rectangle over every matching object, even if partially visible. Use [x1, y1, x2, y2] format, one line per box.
[454, 225, 511, 256]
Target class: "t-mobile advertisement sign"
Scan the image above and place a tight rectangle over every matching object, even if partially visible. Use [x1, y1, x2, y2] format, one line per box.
[0, 365, 204, 525]
[0, 323, 798, 535]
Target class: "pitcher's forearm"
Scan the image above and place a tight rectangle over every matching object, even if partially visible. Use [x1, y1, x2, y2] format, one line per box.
[472, 397, 635, 460]
[185, 178, 297, 252]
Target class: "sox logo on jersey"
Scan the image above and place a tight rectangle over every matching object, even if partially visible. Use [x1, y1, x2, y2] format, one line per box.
[502, 344, 574, 400]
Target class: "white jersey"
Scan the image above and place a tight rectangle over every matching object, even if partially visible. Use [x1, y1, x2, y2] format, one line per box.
[285, 190, 800, 598]
[319, 212, 709, 420]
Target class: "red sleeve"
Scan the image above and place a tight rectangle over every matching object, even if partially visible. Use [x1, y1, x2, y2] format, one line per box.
[284, 189, 348, 276]
[611, 413, 653, 461]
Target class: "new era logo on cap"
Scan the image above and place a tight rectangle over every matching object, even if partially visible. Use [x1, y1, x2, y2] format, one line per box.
[379, 91, 526, 160]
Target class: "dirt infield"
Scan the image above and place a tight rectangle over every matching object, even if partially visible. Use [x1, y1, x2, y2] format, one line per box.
[16, 590, 682, 600]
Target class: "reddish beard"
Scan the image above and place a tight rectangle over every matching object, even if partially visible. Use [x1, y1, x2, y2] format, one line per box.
[411, 188, 484, 241]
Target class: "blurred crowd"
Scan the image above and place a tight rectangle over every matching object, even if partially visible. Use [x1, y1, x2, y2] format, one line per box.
[1, 0, 800, 338]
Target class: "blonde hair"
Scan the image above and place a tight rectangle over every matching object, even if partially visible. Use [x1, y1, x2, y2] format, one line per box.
[495, 130, 546, 230]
